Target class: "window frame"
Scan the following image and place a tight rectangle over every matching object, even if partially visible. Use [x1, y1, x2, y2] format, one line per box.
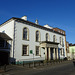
[53, 35, 56, 42]
[35, 30, 40, 42]
[23, 27, 29, 41]
[22, 45, 29, 56]
[35, 46, 40, 56]
[46, 33, 49, 41]
[60, 37, 62, 45]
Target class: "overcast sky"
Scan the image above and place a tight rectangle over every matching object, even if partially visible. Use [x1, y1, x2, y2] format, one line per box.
[0, 0, 75, 44]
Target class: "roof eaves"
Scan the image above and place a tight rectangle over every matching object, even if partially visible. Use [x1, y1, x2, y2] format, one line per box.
[14, 17, 65, 36]
[0, 17, 65, 36]
[0, 17, 17, 27]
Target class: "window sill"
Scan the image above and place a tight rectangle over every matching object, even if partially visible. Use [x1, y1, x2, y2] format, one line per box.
[22, 55, 29, 56]
[35, 55, 41, 56]
[23, 39, 29, 41]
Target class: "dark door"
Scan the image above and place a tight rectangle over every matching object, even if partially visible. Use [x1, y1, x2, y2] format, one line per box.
[50, 48, 53, 60]
[0, 51, 9, 65]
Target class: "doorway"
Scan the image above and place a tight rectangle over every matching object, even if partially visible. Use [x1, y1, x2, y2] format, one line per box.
[47, 48, 49, 60]
[50, 48, 53, 60]
[0, 51, 9, 65]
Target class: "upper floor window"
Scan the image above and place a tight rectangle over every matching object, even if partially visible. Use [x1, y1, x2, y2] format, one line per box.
[62, 38, 63, 45]
[53, 35, 56, 42]
[36, 31, 40, 42]
[0, 40, 8, 48]
[58, 30, 60, 33]
[62, 38, 64, 47]
[60, 37, 62, 45]
[23, 27, 29, 40]
[46, 33, 49, 41]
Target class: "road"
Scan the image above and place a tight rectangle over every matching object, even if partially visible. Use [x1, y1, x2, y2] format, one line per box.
[24, 61, 75, 75]
[0, 61, 75, 75]
[31, 62, 75, 75]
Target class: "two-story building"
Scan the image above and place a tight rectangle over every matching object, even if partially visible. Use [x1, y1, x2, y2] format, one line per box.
[0, 16, 67, 64]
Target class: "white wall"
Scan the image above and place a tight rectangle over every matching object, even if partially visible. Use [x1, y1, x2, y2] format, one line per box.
[14, 21, 66, 61]
[0, 19, 66, 62]
[0, 20, 15, 57]
[0, 20, 14, 38]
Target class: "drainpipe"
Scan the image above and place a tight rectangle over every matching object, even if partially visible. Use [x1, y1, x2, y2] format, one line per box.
[13, 21, 16, 62]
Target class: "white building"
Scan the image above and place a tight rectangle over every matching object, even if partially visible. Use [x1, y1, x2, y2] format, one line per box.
[0, 16, 66, 64]
[68, 44, 75, 60]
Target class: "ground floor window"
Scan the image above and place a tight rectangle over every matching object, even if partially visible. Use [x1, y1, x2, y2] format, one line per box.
[36, 46, 40, 56]
[22, 45, 29, 56]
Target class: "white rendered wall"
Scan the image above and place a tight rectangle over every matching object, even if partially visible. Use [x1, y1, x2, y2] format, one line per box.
[0, 20, 14, 38]
[14, 21, 66, 61]
[0, 20, 15, 57]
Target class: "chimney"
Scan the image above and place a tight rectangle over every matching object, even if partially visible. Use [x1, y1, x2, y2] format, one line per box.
[44, 24, 53, 29]
[35, 19, 39, 24]
[21, 16, 27, 21]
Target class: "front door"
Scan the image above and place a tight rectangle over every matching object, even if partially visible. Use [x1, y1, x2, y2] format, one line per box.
[50, 48, 53, 60]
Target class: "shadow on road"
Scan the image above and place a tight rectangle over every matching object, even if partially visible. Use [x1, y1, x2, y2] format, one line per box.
[73, 61, 75, 67]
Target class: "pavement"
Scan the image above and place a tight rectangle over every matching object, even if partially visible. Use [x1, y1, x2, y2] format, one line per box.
[0, 60, 74, 75]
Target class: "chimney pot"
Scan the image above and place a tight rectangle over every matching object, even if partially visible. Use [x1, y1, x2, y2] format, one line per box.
[35, 19, 39, 24]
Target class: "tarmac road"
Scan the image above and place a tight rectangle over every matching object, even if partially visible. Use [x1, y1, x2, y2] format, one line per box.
[31, 62, 75, 75]
[0, 61, 75, 75]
